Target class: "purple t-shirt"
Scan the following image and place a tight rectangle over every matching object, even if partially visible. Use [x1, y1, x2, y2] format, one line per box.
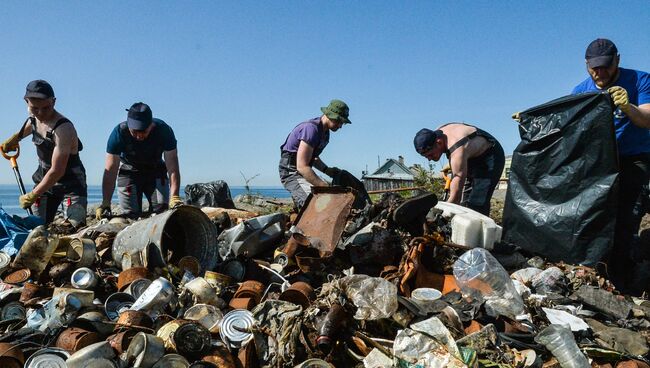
[280, 117, 330, 158]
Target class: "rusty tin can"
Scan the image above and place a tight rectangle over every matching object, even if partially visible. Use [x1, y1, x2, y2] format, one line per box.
[0, 342, 25, 367]
[116, 310, 154, 330]
[106, 329, 138, 354]
[55, 327, 101, 353]
[20, 282, 42, 303]
[201, 346, 237, 368]
[233, 280, 264, 303]
[229, 297, 256, 311]
[279, 281, 315, 308]
[117, 266, 149, 291]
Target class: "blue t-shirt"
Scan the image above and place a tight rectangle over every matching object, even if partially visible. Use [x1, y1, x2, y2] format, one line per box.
[572, 68, 650, 156]
[106, 118, 177, 172]
[280, 117, 330, 158]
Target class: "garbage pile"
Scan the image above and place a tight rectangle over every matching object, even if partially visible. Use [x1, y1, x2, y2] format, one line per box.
[0, 187, 648, 368]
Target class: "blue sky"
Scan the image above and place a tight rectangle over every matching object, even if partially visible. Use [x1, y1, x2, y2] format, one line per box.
[1, 1, 648, 187]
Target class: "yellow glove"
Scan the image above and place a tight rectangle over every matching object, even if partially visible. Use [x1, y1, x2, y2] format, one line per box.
[169, 195, 183, 209]
[95, 200, 111, 220]
[511, 112, 521, 122]
[608, 86, 630, 112]
[1, 132, 22, 153]
[19, 191, 39, 209]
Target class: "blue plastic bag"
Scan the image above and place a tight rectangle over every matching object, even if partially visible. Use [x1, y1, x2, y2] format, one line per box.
[0, 207, 43, 256]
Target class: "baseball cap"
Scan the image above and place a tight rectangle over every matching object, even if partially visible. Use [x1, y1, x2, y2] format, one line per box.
[413, 128, 442, 154]
[585, 38, 618, 68]
[126, 102, 153, 130]
[321, 99, 351, 124]
[24, 80, 55, 99]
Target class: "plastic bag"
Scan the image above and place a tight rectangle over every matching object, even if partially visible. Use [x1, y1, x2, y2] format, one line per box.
[184, 180, 235, 209]
[339, 275, 398, 320]
[453, 248, 526, 318]
[503, 92, 618, 266]
[0, 207, 42, 256]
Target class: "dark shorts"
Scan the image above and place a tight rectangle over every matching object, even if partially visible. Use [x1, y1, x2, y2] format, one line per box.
[461, 142, 506, 215]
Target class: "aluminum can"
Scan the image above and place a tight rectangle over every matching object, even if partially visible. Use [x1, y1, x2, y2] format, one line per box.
[71, 267, 98, 289]
[131, 277, 174, 312]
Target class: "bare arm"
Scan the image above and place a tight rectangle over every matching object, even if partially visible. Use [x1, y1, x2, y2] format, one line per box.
[101, 154, 120, 203]
[164, 149, 181, 197]
[312, 157, 329, 172]
[296, 141, 328, 187]
[32, 124, 74, 195]
[447, 149, 468, 204]
[625, 103, 650, 129]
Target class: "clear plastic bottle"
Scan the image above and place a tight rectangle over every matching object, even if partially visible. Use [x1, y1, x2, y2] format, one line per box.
[534, 324, 590, 368]
[453, 248, 526, 318]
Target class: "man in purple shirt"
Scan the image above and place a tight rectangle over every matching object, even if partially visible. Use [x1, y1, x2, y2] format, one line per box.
[279, 99, 351, 208]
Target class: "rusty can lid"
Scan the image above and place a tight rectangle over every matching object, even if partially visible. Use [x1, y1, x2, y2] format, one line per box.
[219, 309, 254, 348]
[3, 268, 31, 284]
[0, 252, 11, 272]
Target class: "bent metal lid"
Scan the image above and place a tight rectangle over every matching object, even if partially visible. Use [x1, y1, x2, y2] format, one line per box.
[219, 309, 255, 348]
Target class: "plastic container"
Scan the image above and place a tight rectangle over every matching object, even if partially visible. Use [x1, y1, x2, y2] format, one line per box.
[534, 324, 590, 368]
[453, 248, 525, 318]
[433, 202, 502, 249]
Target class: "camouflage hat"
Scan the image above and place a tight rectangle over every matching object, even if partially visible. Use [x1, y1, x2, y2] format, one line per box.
[320, 99, 351, 124]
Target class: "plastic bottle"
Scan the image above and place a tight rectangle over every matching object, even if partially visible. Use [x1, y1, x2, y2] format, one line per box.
[534, 324, 590, 368]
[316, 303, 346, 354]
[453, 248, 526, 318]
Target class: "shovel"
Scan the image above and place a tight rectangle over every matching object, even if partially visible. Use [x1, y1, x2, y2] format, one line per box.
[2, 145, 33, 215]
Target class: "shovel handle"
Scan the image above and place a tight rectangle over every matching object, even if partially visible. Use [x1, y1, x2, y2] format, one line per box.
[2, 146, 20, 168]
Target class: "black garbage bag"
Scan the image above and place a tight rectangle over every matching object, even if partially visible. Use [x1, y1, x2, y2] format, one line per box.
[502, 92, 618, 266]
[332, 169, 372, 209]
[184, 180, 236, 209]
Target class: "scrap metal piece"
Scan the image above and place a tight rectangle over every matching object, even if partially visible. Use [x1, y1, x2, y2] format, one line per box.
[572, 285, 632, 320]
[294, 187, 356, 256]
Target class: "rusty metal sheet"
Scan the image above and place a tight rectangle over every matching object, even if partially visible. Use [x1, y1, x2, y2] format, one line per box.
[294, 187, 355, 256]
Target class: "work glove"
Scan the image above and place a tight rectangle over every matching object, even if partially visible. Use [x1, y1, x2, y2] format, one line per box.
[169, 195, 183, 209]
[19, 191, 38, 209]
[323, 166, 342, 178]
[511, 112, 521, 122]
[95, 200, 112, 220]
[608, 86, 630, 112]
[1, 132, 22, 153]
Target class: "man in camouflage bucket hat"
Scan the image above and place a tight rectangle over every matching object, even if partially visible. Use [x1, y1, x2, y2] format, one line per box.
[279, 99, 351, 208]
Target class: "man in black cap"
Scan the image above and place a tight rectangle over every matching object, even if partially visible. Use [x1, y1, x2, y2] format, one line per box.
[572, 38, 650, 293]
[413, 123, 504, 216]
[0, 80, 87, 226]
[279, 99, 351, 208]
[97, 102, 182, 218]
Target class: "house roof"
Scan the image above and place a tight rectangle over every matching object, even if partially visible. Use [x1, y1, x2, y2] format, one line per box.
[363, 158, 415, 180]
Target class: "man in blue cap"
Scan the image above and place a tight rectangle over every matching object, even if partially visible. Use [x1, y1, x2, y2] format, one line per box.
[97, 102, 182, 218]
[413, 123, 504, 216]
[572, 38, 650, 292]
[279, 99, 351, 208]
[1, 80, 87, 227]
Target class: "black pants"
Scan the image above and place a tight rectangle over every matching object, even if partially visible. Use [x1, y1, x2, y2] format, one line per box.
[461, 143, 506, 215]
[608, 154, 650, 292]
